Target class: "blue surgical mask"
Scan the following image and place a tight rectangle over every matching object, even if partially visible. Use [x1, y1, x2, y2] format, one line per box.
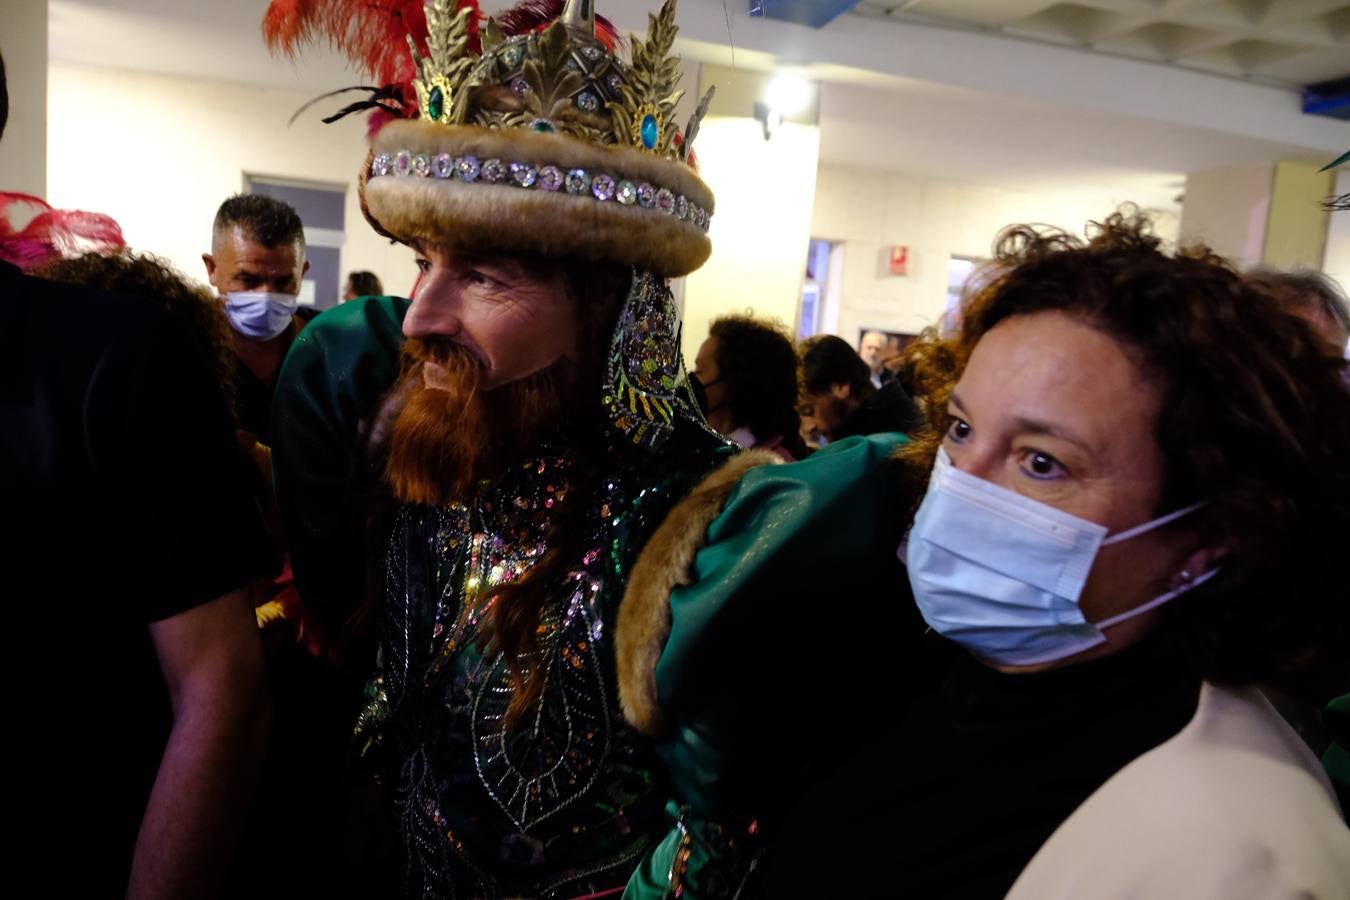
[224, 290, 298, 340]
[901, 448, 1215, 667]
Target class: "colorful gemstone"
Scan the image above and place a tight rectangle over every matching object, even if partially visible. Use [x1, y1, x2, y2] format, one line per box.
[530, 118, 556, 133]
[457, 155, 481, 182]
[576, 91, 600, 113]
[565, 169, 592, 195]
[655, 188, 675, 213]
[393, 150, 413, 176]
[428, 85, 445, 121]
[640, 114, 659, 150]
[432, 153, 454, 178]
[636, 182, 656, 208]
[503, 42, 525, 68]
[616, 180, 638, 206]
[581, 45, 603, 61]
[481, 159, 506, 183]
[511, 76, 530, 98]
[510, 162, 538, 188]
[674, 195, 688, 219]
[537, 165, 565, 192]
[591, 174, 616, 202]
[371, 152, 391, 176]
[412, 153, 431, 177]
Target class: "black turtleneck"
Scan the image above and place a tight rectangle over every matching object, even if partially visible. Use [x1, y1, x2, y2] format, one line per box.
[760, 632, 1202, 899]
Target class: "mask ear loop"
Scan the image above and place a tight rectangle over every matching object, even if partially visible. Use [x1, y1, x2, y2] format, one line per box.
[1101, 500, 1206, 547]
[1095, 567, 1220, 630]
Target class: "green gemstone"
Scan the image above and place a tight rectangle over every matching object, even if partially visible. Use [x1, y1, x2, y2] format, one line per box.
[530, 119, 556, 133]
[428, 86, 444, 121]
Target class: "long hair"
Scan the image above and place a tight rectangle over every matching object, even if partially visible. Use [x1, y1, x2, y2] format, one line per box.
[902, 208, 1350, 702]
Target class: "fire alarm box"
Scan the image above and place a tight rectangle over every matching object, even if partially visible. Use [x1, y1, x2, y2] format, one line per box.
[889, 246, 910, 276]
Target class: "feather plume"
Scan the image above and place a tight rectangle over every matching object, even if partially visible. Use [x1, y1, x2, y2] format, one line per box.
[0, 192, 125, 271]
[495, 0, 623, 50]
[263, 0, 482, 120]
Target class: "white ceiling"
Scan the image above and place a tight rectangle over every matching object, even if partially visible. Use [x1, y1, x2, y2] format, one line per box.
[854, 0, 1350, 85]
[45, 0, 1349, 211]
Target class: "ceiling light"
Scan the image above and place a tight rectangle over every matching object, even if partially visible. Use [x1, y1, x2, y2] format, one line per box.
[765, 73, 813, 118]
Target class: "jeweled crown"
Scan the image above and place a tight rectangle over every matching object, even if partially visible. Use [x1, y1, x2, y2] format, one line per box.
[410, 0, 711, 165]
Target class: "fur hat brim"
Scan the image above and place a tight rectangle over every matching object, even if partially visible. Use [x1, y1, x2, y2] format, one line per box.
[362, 120, 715, 278]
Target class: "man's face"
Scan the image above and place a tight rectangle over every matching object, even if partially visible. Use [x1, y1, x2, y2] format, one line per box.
[403, 243, 579, 391]
[860, 332, 886, 373]
[203, 226, 308, 296]
[800, 383, 854, 440]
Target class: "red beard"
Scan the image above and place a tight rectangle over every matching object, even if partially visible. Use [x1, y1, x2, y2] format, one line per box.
[384, 339, 574, 507]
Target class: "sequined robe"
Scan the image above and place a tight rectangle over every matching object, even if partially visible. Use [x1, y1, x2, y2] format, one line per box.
[370, 423, 727, 898]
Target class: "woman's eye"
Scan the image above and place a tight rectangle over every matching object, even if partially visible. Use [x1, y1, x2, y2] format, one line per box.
[1021, 451, 1065, 480]
[947, 418, 972, 442]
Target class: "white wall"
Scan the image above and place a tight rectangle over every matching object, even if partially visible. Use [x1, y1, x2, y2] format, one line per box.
[1, 0, 47, 196]
[46, 62, 414, 297]
[809, 163, 1180, 343]
[683, 118, 820, 362]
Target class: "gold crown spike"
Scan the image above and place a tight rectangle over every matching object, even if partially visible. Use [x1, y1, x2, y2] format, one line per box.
[561, 0, 597, 35]
[410, 0, 478, 125]
[612, 0, 684, 157]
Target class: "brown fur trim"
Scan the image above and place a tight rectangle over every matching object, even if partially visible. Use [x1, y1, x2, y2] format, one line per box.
[615, 449, 783, 736]
[360, 121, 714, 277]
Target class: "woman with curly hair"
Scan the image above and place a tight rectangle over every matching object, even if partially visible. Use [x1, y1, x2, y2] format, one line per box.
[744, 211, 1350, 897]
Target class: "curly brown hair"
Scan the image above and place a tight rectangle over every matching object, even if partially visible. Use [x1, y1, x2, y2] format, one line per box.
[902, 209, 1350, 702]
[34, 250, 238, 419]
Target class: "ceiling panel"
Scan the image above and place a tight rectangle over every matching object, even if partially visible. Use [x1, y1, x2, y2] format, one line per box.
[852, 0, 1350, 84]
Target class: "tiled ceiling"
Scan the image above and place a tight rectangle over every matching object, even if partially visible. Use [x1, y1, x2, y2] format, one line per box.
[851, 0, 1350, 85]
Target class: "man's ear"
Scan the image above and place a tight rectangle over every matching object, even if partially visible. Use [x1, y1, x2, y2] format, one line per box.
[202, 253, 216, 283]
[302, 259, 311, 277]
[830, 382, 851, 400]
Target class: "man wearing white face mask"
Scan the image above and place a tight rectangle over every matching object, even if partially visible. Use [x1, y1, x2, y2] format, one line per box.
[203, 193, 309, 445]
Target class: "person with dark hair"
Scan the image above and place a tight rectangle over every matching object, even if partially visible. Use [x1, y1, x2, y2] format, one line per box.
[691, 314, 809, 460]
[1246, 267, 1350, 355]
[799, 332, 918, 442]
[342, 269, 384, 301]
[742, 211, 1350, 897]
[203, 192, 309, 445]
[3, 253, 273, 893]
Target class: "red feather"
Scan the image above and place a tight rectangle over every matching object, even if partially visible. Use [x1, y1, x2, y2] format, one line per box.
[263, 0, 483, 120]
[494, 0, 623, 50]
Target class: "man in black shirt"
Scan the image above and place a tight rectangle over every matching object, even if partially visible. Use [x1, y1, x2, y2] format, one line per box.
[799, 333, 920, 442]
[202, 193, 309, 446]
[0, 53, 274, 897]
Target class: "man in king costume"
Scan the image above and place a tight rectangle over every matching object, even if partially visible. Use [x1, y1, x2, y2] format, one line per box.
[262, 0, 780, 895]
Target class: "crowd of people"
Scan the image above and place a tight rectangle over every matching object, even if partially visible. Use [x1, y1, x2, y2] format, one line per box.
[5, 0, 1350, 897]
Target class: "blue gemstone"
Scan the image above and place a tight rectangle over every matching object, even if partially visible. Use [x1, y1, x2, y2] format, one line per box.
[640, 114, 659, 150]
